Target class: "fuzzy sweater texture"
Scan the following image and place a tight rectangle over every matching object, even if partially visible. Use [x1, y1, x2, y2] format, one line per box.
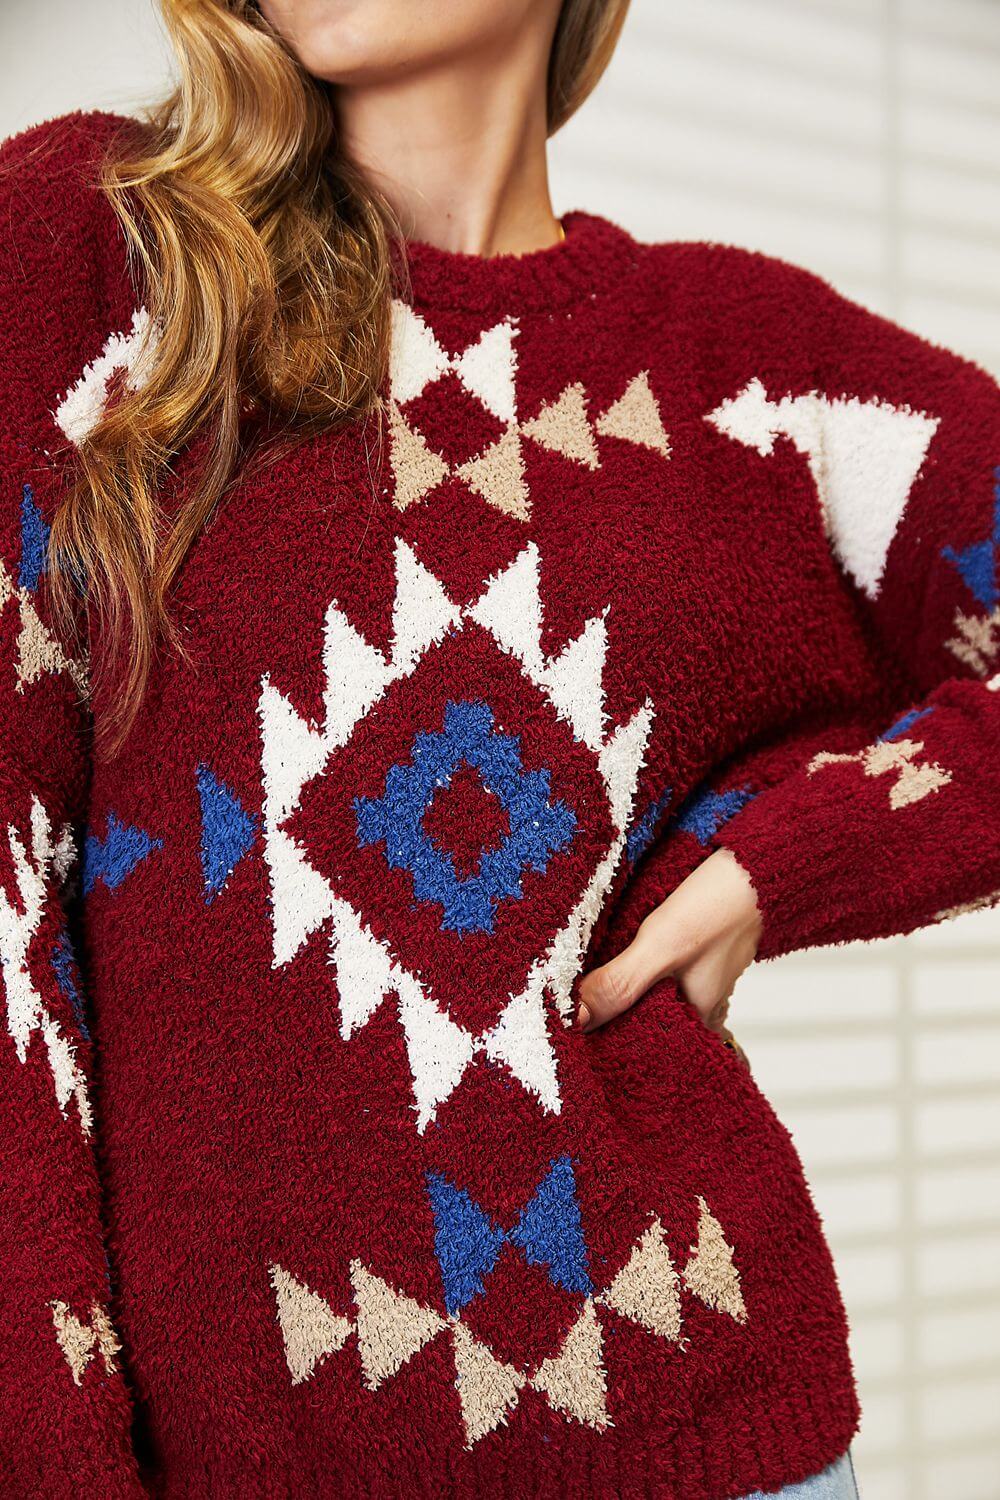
[2, 110, 999, 1500]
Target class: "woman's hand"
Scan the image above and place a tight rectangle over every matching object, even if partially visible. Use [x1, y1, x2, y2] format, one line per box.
[576, 848, 763, 1034]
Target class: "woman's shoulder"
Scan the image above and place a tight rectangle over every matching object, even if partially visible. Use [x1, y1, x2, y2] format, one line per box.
[0, 111, 145, 447]
[0, 107, 146, 294]
[638, 231, 998, 395]
[637, 231, 843, 318]
[1, 106, 136, 166]
[0, 107, 142, 222]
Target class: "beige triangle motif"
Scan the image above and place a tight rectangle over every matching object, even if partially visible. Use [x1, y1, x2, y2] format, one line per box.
[596, 371, 671, 458]
[455, 426, 530, 520]
[864, 738, 952, 810]
[599, 1216, 682, 1341]
[809, 739, 952, 811]
[269, 1263, 353, 1386]
[388, 400, 450, 511]
[682, 1198, 747, 1324]
[2, 558, 87, 695]
[451, 1320, 525, 1447]
[530, 1299, 608, 1429]
[521, 382, 599, 470]
[16, 595, 82, 693]
[51, 1300, 120, 1385]
[945, 605, 1000, 676]
[350, 1260, 446, 1391]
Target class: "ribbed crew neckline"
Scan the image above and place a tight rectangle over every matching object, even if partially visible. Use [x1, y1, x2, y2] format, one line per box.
[396, 210, 639, 316]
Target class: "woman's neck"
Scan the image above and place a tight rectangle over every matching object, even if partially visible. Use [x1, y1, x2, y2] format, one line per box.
[335, 40, 563, 259]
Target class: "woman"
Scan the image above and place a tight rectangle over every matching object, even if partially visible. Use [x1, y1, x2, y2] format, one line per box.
[1, 0, 997, 1495]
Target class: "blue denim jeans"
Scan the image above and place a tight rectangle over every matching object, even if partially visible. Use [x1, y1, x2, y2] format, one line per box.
[737, 1451, 859, 1499]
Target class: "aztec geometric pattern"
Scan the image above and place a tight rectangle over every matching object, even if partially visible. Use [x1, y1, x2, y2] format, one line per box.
[706, 376, 940, 598]
[355, 700, 576, 936]
[0, 793, 89, 1131]
[50, 1299, 121, 1386]
[269, 1173, 747, 1448]
[808, 706, 952, 810]
[388, 301, 670, 518]
[258, 541, 653, 1130]
[0, 485, 86, 696]
[427, 1157, 593, 1314]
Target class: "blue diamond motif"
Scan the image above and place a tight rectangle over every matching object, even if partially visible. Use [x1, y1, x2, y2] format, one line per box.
[354, 699, 576, 935]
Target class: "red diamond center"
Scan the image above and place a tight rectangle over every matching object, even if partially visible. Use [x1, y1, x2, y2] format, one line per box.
[459, 1242, 586, 1373]
[421, 760, 511, 881]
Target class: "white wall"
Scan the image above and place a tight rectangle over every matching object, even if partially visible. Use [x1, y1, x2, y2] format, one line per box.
[2, 3, 999, 1497]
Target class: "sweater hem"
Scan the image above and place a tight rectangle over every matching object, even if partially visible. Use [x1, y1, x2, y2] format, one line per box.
[155, 1374, 860, 1500]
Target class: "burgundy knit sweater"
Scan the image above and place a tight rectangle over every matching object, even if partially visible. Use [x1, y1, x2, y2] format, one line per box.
[3, 109, 999, 1500]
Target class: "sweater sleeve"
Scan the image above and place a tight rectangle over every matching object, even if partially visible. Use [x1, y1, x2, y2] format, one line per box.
[706, 273, 1000, 960]
[0, 114, 144, 1497]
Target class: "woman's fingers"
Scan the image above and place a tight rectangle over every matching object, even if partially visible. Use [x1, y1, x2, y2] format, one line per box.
[574, 850, 763, 1035]
[575, 877, 703, 1030]
[575, 923, 667, 1032]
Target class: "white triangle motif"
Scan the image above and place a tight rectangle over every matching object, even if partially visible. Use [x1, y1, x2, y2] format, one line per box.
[390, 539, 461, 673]
[707, 377, 939, 598]
[398, 984, 478, 1132]
[453, 320, 518, 424]
[481, 987, 561, 1116]
[389, 302, 449, 405]
[467, 543, 545, 676]
[330, 895, 399, 1038]
[53, 307, 158, 447]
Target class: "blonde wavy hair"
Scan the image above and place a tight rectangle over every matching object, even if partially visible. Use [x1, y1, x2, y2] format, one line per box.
[51, 0, 631, 749]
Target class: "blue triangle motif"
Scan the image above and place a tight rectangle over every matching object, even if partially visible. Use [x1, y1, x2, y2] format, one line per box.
[197, 763, 258, 902]
[941, 465, 1000, 611]
[18, 483, 49, 593]
[83, 813, 162, 897]
[942, 537, 996, 611]
[426, 1172, 505, 1315]
[508, 1156, 593, 1296]
[676, 783, 756, 845]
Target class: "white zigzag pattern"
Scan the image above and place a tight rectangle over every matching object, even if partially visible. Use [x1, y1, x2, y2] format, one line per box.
[258, 541, 653, 1129]
[0, 796, 90, 1132]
